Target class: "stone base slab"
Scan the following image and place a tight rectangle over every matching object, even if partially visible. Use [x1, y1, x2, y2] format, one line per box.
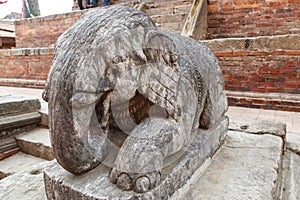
[44, 116, 229, 200]
[171, 118, 286, 200]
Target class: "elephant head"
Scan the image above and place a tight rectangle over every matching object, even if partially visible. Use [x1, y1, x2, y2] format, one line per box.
[43, 6, 181, 175]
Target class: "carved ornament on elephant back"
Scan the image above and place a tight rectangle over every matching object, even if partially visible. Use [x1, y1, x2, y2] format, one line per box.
[43, 6, 228, 193]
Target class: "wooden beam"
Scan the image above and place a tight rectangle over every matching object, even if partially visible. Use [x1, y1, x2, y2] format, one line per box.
[0, 37, 16, 48]
[181, 0, 208, 40]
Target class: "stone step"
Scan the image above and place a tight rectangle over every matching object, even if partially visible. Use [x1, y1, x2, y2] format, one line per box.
[0, 94, 40, 117]
[171, 119, 286, 200]
[144, 0, 192, 9]
[145, 4, 192, 16]
[39, 108, 48, 128]
[0, 112, 41, 135]
[0, 94, 42, 159]
[0, 94, 42, 139]
[0, 137, 17, 153]
[151, 13, 187, 24]
[15, 128, 54, 161]
[0, 158, 51, 200]
[151, 13, 188, 33]
[0, 152, 47, 180]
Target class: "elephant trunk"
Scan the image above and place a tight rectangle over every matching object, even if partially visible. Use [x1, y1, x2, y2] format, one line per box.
[47, 73, 109, 175]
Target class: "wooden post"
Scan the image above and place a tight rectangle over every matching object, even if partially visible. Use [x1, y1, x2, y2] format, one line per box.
[181, 0, 208, 40]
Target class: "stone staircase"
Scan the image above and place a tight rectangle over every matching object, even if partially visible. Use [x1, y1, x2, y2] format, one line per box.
[0, 94, 41, 160]
[0, 127, 51, 180]
[0, 94, 52, 180]
[142, 0, 193, 33]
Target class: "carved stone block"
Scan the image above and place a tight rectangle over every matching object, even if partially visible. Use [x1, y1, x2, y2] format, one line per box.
[43, 6, 228, 197]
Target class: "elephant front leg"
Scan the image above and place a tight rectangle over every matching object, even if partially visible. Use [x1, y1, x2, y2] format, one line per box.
[109, 118, 183, 193]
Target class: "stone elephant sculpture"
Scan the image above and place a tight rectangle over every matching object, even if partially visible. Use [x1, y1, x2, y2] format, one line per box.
[43, 6, 228, 193]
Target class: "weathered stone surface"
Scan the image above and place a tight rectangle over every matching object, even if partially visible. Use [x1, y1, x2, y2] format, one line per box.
[44, 117, 228, 199]
[0, 137, 17, 153]
[0, 95, 41, 117]
[229, 117, 286, 137]
[0, 112, 41, 138]
[0, 112, 41, 131]
[43, 5, 228, 193]
[0, 152, 47, 179]
[0, 94, 41, 157]
[286, 132, 300, 155]
[39, 109, 49, 127]
[173, 130, 283, 200]
[0, 93, 41, 143]
[16, 128, 54, 161]
[282, 151, 300, 200]
[0, 160, 51, 200]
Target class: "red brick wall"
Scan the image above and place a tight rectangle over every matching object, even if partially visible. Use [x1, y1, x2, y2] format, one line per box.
[207, 0, 300, 38]
[0, 48, 53, 80]
[216, 49, 300, 111]
[216, 50, 300, 94]
[202, 35, 300, 111]
[15, 12, 84, 48]
[14, 0, 300, 47]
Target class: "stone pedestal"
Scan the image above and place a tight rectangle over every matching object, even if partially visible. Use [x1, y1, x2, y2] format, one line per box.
[44, 116, 228, 199]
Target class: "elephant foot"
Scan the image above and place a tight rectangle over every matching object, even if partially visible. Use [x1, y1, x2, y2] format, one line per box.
[110, 168, 161, 193]
[109, 138, 163, 193]
[109, 118, 179, 193]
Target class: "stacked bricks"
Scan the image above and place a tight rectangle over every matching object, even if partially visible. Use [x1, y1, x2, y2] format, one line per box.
[216, 50, 300, 94]
[145, 0, 193, 33]
[15, 0, 193, 49]
[15, 11, 84, 48]
[202, 34, 300, 111]
[0, 48, 53, 88]
[14, 0, 300, 46]
[207, 0, 300, 39]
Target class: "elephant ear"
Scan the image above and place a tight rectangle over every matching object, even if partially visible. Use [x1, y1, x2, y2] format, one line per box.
[138, 31, 181, 117]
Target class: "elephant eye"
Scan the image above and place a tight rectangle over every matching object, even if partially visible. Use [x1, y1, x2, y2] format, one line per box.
[112, 56, 124, 64]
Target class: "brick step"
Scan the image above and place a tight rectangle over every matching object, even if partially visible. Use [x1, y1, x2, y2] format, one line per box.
[0, 78, 46, 89]
[151, 13, 187, 24]
[145, 3, 192, 16]
[15, 128, 53, 161]
[151, 13, 188, 32]
[226, 91, 300, 112]
[143, 0, 193, 9]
